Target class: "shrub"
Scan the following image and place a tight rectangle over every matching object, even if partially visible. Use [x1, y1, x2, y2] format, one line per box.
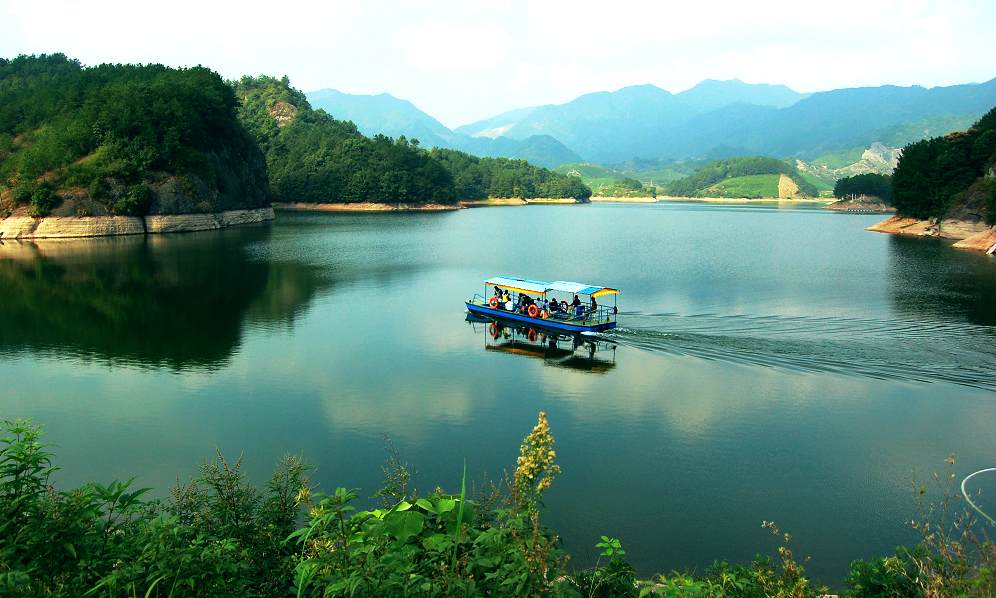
[112, 183, 152, 215]
[29, 186, 56, 216]
[12, 184, 34, 204]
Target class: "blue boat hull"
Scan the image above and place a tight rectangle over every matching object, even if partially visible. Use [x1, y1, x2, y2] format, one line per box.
[465, 303, 616, 333]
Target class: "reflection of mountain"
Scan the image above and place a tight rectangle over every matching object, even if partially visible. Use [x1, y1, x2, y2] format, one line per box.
[0, 228, 331, 369]
[468, 316, 617, 373]
[887, 236, 996, 327]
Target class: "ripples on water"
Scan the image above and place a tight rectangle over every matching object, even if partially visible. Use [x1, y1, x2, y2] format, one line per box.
[604, 311, 996, 392]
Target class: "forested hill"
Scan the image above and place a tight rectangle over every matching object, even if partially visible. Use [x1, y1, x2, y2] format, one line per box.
[234, 75, 455, 204]
[891, 107, 996, 223]
[0, 54, 269, 217]
[234, 76, 591, 203]
[666, 156, 818, 198]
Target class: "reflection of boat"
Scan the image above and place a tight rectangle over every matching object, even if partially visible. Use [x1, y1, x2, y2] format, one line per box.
[466, 314, 617, 373]
[466, 275, 619, 333]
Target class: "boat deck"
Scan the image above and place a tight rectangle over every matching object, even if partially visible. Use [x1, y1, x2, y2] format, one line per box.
[466, 296, 616, 333]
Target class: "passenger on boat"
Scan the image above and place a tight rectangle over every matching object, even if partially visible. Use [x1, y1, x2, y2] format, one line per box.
[571, 295, 582, 309]
[590, 296, 598, 314]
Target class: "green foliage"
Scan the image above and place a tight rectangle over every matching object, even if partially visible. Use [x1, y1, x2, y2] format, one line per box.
[112, 183, 153, 215]
[892, 107, 996, 219]
[234, 75, 589, 204]
[0, 419, 309, 596]
[0, 54, 269, 215]
[845, 548, 923, 597]
[667, 156, 818, 197]
[5, 417, 995, 596]
[833, 173, 893, 203]
[235, 76, 457, 204]
[430, 148, 591, 200]
[29, 184, 56, 216]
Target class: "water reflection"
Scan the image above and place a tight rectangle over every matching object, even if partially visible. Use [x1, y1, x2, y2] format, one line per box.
[467, 314, 617, 373]
[888, 235, 996, 326]
[0, 229, 330, 369]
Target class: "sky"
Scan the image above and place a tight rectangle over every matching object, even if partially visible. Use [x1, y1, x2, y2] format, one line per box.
[2, 0, 995, 128]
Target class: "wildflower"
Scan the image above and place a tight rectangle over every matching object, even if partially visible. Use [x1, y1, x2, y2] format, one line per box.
[514, 412, 561, 503]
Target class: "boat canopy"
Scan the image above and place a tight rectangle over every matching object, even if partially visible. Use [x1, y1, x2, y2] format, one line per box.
[485, 276, 550, 295]
[547, 281, 619, 298]
[484, 276, 619, 298]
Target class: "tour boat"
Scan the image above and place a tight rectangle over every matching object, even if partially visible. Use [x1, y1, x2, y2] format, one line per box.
[465, 275, 619, 333]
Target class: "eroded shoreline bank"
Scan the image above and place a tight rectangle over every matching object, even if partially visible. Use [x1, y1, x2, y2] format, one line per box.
[868, 215, 996, 254]
[0, 208, 275, 240]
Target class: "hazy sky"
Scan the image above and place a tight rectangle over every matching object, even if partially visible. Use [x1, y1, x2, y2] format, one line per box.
[2, 0, 995, 127]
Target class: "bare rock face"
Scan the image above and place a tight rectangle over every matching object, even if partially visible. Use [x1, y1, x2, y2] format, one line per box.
[777, 174, 801, 199]
[0, 208, 274, 240]
[0, 215, 145, 239]
[269, 100, 298, 127]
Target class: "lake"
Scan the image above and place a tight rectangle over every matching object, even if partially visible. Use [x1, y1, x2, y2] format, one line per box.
[2, 202, 995, 586]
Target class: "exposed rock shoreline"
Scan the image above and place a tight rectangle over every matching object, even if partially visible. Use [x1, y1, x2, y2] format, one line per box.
[867, 215, 996, 254]
[0, 208, 275, 240]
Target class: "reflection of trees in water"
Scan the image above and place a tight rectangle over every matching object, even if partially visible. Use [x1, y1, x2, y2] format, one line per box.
[888, 236, 996, 327]
[0, 228, 331, 369]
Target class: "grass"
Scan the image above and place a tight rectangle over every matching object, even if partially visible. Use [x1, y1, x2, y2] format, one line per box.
[706, 174, 781, 198]
[811, 147, 865, 169]
[797, 171, 836, 196]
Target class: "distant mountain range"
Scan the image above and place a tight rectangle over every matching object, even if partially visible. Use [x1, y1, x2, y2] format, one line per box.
[307, 89, 580, 168]
[308, 78, 996, 167]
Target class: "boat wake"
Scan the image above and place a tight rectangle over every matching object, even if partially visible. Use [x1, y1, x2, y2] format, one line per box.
[599, 312, 996, 392]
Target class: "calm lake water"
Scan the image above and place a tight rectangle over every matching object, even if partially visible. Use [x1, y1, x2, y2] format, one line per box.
[3, 202, 996, 585]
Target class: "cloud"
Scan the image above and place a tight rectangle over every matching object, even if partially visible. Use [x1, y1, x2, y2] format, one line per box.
[2, 0, 994, 126]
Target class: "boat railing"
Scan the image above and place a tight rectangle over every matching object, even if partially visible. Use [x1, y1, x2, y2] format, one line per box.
[469, 293, 616, 325]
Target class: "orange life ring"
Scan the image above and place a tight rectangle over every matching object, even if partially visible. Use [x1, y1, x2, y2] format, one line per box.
[527, 328, 538, 342]
[527, 304, 539, 318]
[489, 323, 499, 338]
[489, 296, 498, 308]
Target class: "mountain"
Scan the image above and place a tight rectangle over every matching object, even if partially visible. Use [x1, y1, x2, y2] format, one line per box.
[675, 78, 807, 111]
[308, 89, 455, 147]
[305, 89, 579, 168]
[455, 78, 996, 164]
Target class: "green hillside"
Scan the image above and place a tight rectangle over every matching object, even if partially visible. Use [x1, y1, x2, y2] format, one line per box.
[235, 76, 589, 204]
[707, 174, 780, 198]
[553, 163, 649, 196]
[235, 76, 455, 205]
[0, 54, 269, 217]
[666, 156, 818, 198]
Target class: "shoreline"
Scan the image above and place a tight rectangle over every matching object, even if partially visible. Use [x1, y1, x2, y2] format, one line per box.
[589, 196, 658, 203]
[658, 195, 834, 205]
[0, 208, 274, 240]
[867, 215, 996, 254]
[273, 201, 461, 212]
